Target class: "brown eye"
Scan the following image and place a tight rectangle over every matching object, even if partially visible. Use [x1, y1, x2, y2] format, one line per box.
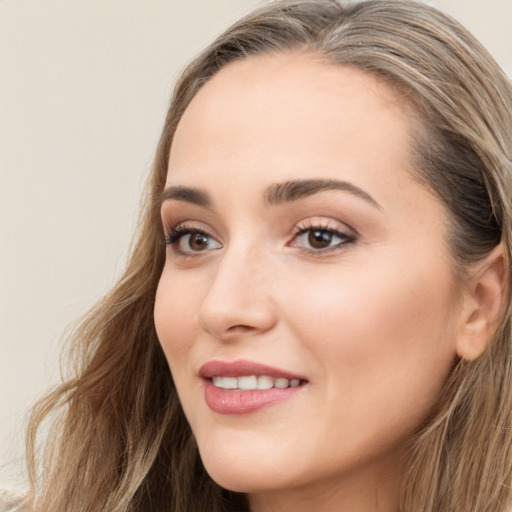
[308, 229, 334, 249]
[166, 227, 222, 255]
[178, 232, 221, 253]
[291, 226, 355, 253]
[188, 233, 210, 251]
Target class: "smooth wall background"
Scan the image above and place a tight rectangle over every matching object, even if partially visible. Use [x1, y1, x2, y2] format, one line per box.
[1, 0, 511, 490]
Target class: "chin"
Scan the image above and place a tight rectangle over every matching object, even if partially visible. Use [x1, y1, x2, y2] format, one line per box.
[206, 469, 266, 493]
[203, 463, 270, 492]
[198, 445, 298, 493]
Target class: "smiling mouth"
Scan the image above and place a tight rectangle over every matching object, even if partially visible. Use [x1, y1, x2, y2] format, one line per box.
[211, 375, 303, 390]
[200, 360, 308, 414]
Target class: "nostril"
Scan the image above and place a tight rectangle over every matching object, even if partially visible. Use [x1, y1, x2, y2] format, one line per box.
[226, 324, 254, 333]
[195, 283, 278, 339]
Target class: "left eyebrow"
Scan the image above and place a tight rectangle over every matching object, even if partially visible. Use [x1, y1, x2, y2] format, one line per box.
[264, 179, 382, 209]
[158, 185, 212, 209]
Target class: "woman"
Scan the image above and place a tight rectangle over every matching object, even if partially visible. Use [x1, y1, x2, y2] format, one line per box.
[19, 0, 512, 510]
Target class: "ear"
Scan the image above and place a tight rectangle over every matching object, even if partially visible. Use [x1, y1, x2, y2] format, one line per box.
[456, 245, 508, 361]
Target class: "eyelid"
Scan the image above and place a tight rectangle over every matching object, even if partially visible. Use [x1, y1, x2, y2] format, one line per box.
[163, 219, 216, 240]
[289, 218, 357, 254]
[164, 221, 223, 258]
[160, 203, 217, 236]
[293, 217, 357, 237]
[164, 225, 210, 246]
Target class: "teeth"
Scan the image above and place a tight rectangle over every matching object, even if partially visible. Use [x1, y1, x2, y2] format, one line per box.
[211, 375, 302, 390]
[238, 375, 257, 390]
[223, 377, 238, 389]
[257, 375, 273, 389]
[274, 378, 289, 389]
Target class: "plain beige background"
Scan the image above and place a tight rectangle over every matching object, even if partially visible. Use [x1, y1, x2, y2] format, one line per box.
[1, 0, 511, 491]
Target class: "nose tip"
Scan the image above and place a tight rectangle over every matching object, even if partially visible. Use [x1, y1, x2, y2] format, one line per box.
[196, 304, 276, 340]
[195, 254, 278, 341]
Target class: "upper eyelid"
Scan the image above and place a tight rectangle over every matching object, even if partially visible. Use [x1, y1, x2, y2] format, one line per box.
[165, 224, 211, 238]
[292, 225, 356, 242]
[163, 219, 216, 235]
[294, 217, 358, 237]
[163, 217, 356, 238]
[159, 189, 364, 229]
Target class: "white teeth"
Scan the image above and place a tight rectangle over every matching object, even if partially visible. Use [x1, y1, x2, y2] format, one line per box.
[238, 375, 258, 390]
[222, 377, 238, 389]
[257, 375, 273, 389]
[211, 375, 301, 390]
[274, 378, 290, 389]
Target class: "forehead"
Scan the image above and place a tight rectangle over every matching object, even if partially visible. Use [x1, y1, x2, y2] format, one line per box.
[167, 53, 419, 206]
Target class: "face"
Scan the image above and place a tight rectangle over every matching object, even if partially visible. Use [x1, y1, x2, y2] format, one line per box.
[155, 54, 463, 507]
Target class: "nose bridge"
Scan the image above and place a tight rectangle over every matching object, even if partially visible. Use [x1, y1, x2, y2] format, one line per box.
[196, 236, 277, 339]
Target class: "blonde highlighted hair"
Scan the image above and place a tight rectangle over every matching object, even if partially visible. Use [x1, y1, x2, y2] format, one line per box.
[25, 1, 512, 510]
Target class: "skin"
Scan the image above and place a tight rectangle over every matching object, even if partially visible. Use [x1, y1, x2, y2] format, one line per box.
[154, 53, 468, 512]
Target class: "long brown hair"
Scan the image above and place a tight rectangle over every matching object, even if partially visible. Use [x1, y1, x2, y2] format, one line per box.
[25, 1, 512, 510]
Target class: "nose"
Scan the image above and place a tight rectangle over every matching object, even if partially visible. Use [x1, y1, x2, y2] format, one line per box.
[195, 243, 278, 341]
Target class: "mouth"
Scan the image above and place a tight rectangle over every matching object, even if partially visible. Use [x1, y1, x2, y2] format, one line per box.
[199, 359, 308, 415]
[211, 375, 303, 390]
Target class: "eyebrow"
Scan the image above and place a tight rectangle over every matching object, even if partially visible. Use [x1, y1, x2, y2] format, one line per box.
[158, 186, 211, 208]
[264, 179, 381, 209]
[158, 178, 381, 210]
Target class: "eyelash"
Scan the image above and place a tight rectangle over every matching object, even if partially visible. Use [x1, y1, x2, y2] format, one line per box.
[291, 221, 356, 254]
[164, 221, 356, 256]
[164, 225, 220, 253]
[164, 225, 207, 246]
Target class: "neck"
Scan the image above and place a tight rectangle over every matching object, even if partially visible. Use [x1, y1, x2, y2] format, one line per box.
[248, 453, 404, 512]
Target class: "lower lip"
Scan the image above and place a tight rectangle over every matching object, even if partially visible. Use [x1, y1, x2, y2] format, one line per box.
[204, 380, 304, 415]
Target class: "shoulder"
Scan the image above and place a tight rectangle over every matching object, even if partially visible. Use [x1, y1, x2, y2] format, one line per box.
[0, 490, 27, 512]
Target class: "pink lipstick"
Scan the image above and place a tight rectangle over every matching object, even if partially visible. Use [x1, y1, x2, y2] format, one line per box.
[200, 359, 307, 415]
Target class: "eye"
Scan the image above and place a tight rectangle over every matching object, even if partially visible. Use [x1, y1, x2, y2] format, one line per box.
[291, 224, 355, 253]
[165, 226, 222, 255]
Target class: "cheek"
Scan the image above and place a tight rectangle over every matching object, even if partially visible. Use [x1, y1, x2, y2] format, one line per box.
[283, 256, 459, 415]
[154, 270, 206, 425]
[154, 270, 199, 362]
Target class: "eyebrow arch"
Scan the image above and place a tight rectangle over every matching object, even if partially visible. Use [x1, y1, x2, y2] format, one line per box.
[264, 179, 381, 209]
[158, 186, 212, 209]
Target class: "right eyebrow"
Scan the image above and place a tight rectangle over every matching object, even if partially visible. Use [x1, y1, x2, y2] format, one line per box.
[264, 179, 382, 209]
[158, 186, 212, 209]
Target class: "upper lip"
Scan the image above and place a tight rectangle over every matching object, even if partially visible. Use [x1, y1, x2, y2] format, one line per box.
[199, 359, 307, 381]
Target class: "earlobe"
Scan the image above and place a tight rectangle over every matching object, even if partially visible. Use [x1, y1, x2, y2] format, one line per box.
[456, 245, 508, 361]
